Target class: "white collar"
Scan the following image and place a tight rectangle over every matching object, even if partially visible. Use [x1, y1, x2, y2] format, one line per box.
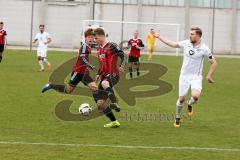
[83, 42, 91, 48]
[100, 41, 109, 48]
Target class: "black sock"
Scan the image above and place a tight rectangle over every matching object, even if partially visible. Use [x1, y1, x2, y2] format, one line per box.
[129, 67, 133, 78]
[0, 56, 2, 63]
[93, 89, 109, 103]
[105, 87, 117, 103]
[50, 84, 66, 93]
[104, 107, 116, 121]
[137, 68, 140, 76]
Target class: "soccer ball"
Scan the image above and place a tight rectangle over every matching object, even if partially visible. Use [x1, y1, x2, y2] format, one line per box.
[79, 103, 93, 116]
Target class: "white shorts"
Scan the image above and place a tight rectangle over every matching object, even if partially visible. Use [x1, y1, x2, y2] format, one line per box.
[178, 74, 202, 97]
[37, 47, 47, 57]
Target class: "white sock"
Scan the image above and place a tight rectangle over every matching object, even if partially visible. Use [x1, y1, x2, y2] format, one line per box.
[43, 58, 50, 65]
[176, 99, 183, 119]
[38, 60, 44, 70]
[188, 97, 198, 106]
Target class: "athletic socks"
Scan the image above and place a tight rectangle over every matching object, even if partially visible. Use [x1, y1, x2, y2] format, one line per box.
[129, 67, 133, 78]
[43, 58, 50, 65]
[188, 97, 198, 106]
[137, 68, 140, 76]
[0, 55, 2, 63]
[50, 84, 66, 93]
[105, 87, 117, 103]
[176, 99, 183, 119]
[38, 60, 44, 70]
[103, 106, 117, 121]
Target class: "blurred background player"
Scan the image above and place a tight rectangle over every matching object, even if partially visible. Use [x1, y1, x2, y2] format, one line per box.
[128, 30, 144, 78]
[94, 27, 127, 128]
[146, 28, 156, 61]
[32, 24, 52, 72]
[0, 22, 7, 63]
[155, 27, 217, 128]
[41, 28, 97, 94]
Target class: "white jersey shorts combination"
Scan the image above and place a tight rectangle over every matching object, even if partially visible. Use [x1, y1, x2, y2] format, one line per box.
[177, 40, 213, 97]
[35, 32, 50, 57]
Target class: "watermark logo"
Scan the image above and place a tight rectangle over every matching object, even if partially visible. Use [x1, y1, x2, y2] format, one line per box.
[49, 55, 173, 121]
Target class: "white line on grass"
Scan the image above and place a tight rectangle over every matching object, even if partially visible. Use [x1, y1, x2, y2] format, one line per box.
[0, 141, 239, 152]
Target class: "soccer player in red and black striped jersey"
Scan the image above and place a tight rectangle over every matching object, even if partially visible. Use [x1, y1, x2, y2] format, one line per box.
[41, 28, 97, 94]
[0, 22, 7, 63]
[128, 31, 144, 78]
[93, 28, 127, 128]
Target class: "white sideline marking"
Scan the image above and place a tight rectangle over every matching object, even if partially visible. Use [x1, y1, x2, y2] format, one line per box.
[0, 141, 239, 152]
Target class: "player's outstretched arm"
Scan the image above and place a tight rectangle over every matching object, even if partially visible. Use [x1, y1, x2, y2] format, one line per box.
[155, 32, 180, 48]
[206, 58, 217, 83]
[32, 38, 38, 44]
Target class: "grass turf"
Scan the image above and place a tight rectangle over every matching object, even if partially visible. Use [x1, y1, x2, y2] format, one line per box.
[0, 49, 239, 160]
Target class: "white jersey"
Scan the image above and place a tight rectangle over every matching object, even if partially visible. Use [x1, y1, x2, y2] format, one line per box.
[35, 32, 50, 48]
[177, 40, 213, 76]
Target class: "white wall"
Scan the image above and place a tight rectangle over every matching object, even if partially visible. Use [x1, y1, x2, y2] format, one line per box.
[0, 0, 239, 54]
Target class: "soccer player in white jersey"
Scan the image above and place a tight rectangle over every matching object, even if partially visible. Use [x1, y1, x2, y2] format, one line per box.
[33, 24, 52, 72]
[155, 27, 217, 127]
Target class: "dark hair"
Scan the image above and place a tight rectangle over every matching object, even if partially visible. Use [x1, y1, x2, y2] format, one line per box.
[39, 24, 45, 28]
[0, 22, 3, 24]
[84, 28, 94, 38]
[94, 28, 105, 36]
[191, 27, 202, 37]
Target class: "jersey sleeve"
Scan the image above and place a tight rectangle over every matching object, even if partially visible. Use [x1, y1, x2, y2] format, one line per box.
[79, 44, 95, 69]
[177, 40, 188, 48]
[109, 42, 127, 68]
[139, 39, 144, 48]
[204, 46, 214, 61]
[110, 42, 123, 54]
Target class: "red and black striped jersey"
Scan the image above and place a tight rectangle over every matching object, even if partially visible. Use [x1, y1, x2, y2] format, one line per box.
[0, 30, 7, 45]
[97, 42, 126, 77]
[73, 43, 92, 74]
[128, 38, 144, 58]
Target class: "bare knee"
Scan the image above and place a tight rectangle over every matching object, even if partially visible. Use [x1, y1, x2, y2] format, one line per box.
[97, 100, 105, 111]
[65, 85, 74, 94]
[191, 90, 201, 101]
[101, 80, 110, 90]
[178, 97, 185, 104]
[88, 82, 98, 91]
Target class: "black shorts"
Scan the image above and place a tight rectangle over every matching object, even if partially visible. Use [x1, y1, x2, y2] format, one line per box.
[98, 74, 119, 90]
[94, 74, 119, 101]
[0, 45, 4, 53]
[128, 56, 140, 64]
[69, 72, 94, 87]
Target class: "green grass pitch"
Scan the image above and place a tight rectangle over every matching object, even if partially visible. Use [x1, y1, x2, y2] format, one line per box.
[0, 49, 239, 160]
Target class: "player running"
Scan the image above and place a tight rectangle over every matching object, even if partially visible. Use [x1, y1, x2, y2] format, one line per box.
[155, 27, 217, 127]
[0, 22, 7, 63]
[33, 25, 52, 72]
[146, 28, 156, 61]
[41, 28, 97, 94]
[93, 27, 127, 128]
[128, 30, 144, 78]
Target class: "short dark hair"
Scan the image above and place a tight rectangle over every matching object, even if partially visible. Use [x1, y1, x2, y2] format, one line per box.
[39, 24, 45, 28]
[0, 22, 4, 24]
[84, 28, 94, 38]
[191, 27, 202, 37]
[94, 28, 105, 36]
